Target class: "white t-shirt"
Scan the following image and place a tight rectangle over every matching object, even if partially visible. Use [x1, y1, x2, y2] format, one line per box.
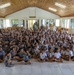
[40, 52, 47, 60]
[45, 49, 48, 53]
[41, 38, 45, 45]
[35, 46, 39, 54]
[54, 52, 61, 59]
[69, 50, 74, 57]
[68, 35, 71, 40]
[53, 26, 56, 31]
[36, 46, 39, 51]
[45, 44, 49, 50]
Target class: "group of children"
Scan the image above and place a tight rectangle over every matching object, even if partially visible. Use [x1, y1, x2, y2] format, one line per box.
[5, 47, 31, 67]
[39, 46, 74, 62]
[0, 27, 74, 67]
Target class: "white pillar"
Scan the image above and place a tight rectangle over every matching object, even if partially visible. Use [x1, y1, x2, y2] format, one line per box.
[3, 19, 6, 28]
[39, 18, 41, 27]
[24, 20, 26, 29]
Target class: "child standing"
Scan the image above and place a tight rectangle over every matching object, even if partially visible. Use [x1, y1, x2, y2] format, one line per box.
[5, 51, 13, 67]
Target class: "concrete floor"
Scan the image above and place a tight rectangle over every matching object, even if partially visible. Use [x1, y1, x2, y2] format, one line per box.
[0, 60, 74, 75]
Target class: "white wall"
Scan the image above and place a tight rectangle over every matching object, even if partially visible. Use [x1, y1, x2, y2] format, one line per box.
[5, 7, 60, 27]
[5, 7, 60, 19]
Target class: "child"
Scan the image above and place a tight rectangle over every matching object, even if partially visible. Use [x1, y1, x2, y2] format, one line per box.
[54, 48, 63, 62]
[24, 51, 31, 65]
[17, 48, 24, 61]
[10, 47, 18, 60]
[69, 49, 74, 61]
[67, 47, 74, 61]
[39, 49, 48, 62]
[47, 48, 54, 62]
[0, 47, 5, 62]
[34, 46, 40, 58]
[64, 47, 71, 61]
[61, 47, 66, 59]
[5, 51, 13, 67]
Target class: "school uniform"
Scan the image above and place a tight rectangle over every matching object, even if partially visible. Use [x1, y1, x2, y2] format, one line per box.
[0, 50, 5, 60]
[54, 52, 61, 59]
[18, 53, 24, 58]
[24, 53, 30, 62]
[47, 52, 54, 58]
[69, 50, 74, 59]
[64, 51, 70, 60]
[5, 55, 12, 67]
[65, 51, 70, 56]
[10, 50, 17, 58]
[40, 52, 47, 60]
[35, 49, 40, 55]
[45, 44, 49, 50]
[61, 50, 65, 55]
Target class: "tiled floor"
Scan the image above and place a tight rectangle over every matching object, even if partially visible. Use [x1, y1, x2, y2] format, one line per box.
[0, 60, 74, 75]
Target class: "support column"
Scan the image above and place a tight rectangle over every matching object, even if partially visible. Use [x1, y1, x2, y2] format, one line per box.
[39, 18, 41, 27]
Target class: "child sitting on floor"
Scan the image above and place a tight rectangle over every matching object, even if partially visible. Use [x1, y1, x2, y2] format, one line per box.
[69, 47, 74, 61]
[61, 47, 66, 59]
[66, 47, 74, 61]
[39, 49, 48, 62]
[17, 48, 24, 61]
[0, 46, 5, 63]
[34, 46, 40, 58]
[24, 50, 31, 65]
[64, 47, 71, 61]
[10, 47, 18, 60]
[47, 48, 54, 62]
[54, 48, 63, 62]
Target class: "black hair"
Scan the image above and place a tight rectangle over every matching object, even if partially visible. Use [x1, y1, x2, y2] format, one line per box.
[6, 51, 10, 56]
[48, 47, 51, 51]
[54, 47, 58, 52]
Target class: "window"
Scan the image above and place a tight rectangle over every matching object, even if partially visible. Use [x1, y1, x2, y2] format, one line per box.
[65, 19, 70, 28]
[71, 19, 74, 29]
[56, 19, 60, 27]
[41, 19, 46, 26]
[19, 20, 24, 27]
[62, 19, 70, 28]
[6, 19, 11, 28]
[62, 19, 65, 28]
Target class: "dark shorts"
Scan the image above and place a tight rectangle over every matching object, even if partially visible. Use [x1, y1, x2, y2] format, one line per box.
[71, 56, 74, 59]
[25, 60, 29, 62]
[16, 54, 24, 58]
[24, 56, 30, 62]
[0, 55, 4, 60]
[40, 58, 44, 60]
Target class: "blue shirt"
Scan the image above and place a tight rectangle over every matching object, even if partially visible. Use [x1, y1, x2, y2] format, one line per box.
[0, 50, 5, 56]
